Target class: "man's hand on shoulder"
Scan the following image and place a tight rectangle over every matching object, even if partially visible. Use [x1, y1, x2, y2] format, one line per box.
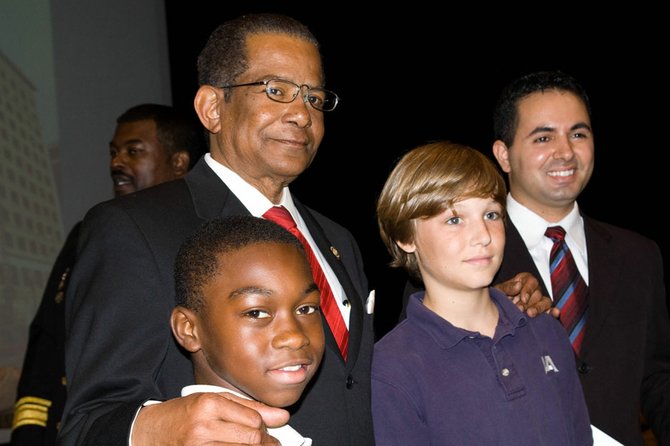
[495, 272, 560, 318]
[133, 392, 289, 445]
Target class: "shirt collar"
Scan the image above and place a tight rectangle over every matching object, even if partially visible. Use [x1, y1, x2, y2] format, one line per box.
[406, 288, 527, 350]
[506, 193, 586, 255]
[181, 384, 310, 446]
[204, 153, 299, 218]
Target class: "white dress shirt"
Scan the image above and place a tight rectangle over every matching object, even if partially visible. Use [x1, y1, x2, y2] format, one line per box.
[506, 194, 589, 300]
[181, 385, 311, 446]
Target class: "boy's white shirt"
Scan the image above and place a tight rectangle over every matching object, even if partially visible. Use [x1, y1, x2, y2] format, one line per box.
[181, 384, 312, 446]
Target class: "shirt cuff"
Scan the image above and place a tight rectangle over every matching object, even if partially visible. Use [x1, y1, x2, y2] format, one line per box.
[128, 400, 163, 446]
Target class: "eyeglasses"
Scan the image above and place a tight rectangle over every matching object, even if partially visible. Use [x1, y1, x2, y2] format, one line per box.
[220, 78, 340, 112]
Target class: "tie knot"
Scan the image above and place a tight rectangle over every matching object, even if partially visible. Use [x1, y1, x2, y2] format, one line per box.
[545, 225, 566, 242]
[263, 206, 297, 231]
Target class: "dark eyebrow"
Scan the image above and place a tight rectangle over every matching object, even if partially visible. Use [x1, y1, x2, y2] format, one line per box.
[229, 282, 320, 300]
[526, 121, 592, 138]
[305, 282, 319, 295]
[527, 126, 555, 138]
[570, 122, 592, 133]
[229, 286, 272, 299]
[110, 138, 145, 149]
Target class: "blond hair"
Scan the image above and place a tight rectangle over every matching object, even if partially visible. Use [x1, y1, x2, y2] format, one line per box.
[376, 141, 506, 280]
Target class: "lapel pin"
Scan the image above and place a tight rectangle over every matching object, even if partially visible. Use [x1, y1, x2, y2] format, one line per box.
[330, 246, 340, 260]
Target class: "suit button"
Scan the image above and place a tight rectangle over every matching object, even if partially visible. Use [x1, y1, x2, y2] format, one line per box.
[346, 375, 355, 389]
[577, 362, 591, 374]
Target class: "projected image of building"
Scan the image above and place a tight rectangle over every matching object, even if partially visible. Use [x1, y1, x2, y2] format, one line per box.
[0, 50, 64, 368]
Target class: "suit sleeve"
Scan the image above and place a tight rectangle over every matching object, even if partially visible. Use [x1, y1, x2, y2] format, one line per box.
[58, 204, 176, 446]
[640, 240, 670, 444]
[11, 222, 81, 446]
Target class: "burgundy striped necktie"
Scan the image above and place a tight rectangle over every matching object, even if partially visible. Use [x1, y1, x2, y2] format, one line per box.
[263, 206, 349, 360]
[545, 226, 589, 354]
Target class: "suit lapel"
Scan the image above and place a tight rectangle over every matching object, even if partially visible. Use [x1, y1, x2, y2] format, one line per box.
[581, 216, 617, 356]
[497, 221, 551, 297]
[185, 158, 249, 220]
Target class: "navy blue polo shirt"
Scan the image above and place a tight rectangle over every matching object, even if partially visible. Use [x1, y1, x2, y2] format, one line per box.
[372, 288, 592, 445]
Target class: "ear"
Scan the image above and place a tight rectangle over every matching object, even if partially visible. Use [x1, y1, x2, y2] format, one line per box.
[171, 151, 190, 177]
[194, 85, 223, 134]
[170, 306, 201, 353]
[396, 240, 416, 254]
[492, 140, 512, 173]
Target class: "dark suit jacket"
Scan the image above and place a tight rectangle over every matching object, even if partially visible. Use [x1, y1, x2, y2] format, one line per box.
[58, 159, 375, 446]
[11, 222, 81, 446]
[402, 214, 670, 445]
[496, 216, 670, 446]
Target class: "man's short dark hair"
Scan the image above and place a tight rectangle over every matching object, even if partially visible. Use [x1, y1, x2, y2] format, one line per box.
[493, 70, 591, 146]
[117, 103, 207, 168]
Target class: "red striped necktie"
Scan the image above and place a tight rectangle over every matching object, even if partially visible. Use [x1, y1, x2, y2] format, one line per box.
[545, 226, 589, 354]
[263, 206, 349, 360]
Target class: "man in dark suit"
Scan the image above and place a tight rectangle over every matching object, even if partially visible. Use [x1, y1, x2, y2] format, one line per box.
[10, 103, 205, 446]
[491, 70, 670, 446]
[59, 14, 372, 446]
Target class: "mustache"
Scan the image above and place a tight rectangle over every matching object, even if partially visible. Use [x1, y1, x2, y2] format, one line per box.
[110, 169, 132, 178]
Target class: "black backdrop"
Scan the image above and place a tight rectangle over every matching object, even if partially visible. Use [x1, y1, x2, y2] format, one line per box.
[164, 2, 668, 338]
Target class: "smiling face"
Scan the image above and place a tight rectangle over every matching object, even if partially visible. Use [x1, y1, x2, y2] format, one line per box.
[196, 32, 326, 199]
[493, 90, 595, 222]
[399, 197, 505, 294]
[173, 241, 325, 408]
[109, 119, 183, 196]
